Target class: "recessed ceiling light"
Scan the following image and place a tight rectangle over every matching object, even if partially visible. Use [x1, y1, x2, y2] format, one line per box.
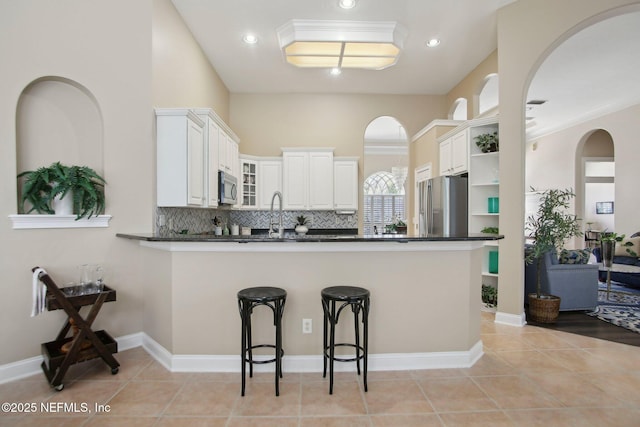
[243, 33, 258, 44]
[330, 67, 342, 76]
[338, 0, 357, 9]
[426, 38, 441, 48]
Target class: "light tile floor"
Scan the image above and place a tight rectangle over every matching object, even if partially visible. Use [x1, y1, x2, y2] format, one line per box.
[1, 312, 640, 426]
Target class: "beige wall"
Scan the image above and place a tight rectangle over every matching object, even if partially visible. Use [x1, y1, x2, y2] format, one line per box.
[496, 0, 640, 319]
[0, 0, 232, 365]
[0, 0, 155, 364]
[230, 93, 447, 230]
[152, 0, 230, 121]
[447, 50, 498, 120]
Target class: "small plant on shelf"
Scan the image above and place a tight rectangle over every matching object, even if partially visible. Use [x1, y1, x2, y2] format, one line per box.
[474, 132, 499, 153]
[481, 226, 499, 234]
[481, 284, 498, 307]
[17, 162, 106, 220]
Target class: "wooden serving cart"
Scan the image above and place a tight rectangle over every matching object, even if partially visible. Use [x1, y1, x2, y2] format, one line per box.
[33, 267, 120, 391]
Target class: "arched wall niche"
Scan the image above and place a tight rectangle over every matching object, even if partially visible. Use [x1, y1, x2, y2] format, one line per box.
[16, 76, 104, 181]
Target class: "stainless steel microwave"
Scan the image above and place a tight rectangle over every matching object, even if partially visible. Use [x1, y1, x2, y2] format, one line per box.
[218, 171, 238, 205]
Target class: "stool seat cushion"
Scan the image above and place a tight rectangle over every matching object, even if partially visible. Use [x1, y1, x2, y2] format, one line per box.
[238, 286, 286, 302]
[321, 286, 369, 301]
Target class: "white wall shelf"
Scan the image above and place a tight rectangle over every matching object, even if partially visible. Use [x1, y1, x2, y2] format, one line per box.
[9, 214, 112, 229]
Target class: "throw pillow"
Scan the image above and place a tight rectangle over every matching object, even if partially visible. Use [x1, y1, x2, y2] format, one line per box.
[558, 248, 592, 264]
[614, 237, 639, 257]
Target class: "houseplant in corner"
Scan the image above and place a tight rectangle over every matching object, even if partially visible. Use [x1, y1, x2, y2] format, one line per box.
[525, 188, 582, 323]
[18, 162, 106, 220]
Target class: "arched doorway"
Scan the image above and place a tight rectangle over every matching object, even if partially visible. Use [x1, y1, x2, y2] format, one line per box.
[363, 116, 408, 235]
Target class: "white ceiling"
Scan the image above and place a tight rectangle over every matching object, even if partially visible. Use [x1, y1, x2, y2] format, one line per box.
[172, 0, 640, 139]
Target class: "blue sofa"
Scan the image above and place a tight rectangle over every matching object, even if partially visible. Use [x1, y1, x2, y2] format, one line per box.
[592, 246, 640, 289]
[525, 249, 599, 311]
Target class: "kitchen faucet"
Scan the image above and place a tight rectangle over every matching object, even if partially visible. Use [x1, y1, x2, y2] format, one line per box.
[269, 191, 284, 238]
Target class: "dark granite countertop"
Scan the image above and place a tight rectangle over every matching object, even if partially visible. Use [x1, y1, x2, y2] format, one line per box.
[116, 232, 503, 243]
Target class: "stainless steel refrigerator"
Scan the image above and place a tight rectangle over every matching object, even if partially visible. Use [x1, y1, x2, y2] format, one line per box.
[418, 175, 468, 237]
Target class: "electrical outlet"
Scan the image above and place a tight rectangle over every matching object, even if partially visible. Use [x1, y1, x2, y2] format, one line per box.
[158, 215, 166, 226]
[302, 318, 312, 334]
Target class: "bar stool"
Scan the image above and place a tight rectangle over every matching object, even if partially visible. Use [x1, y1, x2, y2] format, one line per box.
[237, 286, 287, 396]
[321, 285, 370, 394]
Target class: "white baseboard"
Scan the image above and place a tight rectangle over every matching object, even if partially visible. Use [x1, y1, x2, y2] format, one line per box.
[0, 332, 484, 383]
[494, 310, 527, 327]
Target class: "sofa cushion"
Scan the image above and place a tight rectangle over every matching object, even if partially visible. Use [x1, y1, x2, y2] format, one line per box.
[558, 248, 592, 264]
[614, 236, 639, 257]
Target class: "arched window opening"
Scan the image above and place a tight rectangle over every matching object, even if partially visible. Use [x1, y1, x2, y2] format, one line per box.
[363, 171, 405, 235]
[478, 74, 499, 116]
[451, 98, 468, 120]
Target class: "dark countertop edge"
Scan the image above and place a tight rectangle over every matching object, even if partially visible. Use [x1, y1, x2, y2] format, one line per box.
[116, 233, 504, 243]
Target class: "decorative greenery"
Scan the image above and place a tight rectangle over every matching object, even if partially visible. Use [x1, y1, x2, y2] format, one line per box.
[599, 232, 638, 257]
[385, 218, 407, 233]
[525, 188, 582, 298]
[474, 132, 499, 153]
[18, 162, 106, 220]
[296, 215, 308, 226]
[482, 284, 498, 307]
[481, 226, 499, 234]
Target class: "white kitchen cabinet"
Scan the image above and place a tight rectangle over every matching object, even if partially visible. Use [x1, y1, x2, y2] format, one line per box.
[239, 156, 259, 209]
[219, 131, 239, 178]
[439, 129, 468, 176]
[282, 148, 334, 210]
[156, 109, 206, 207]
[193, 108, 240, 207]
[451, 129, 468, 174]
[333, 158, 359, 210]
[258, 159, 283, 209]
[439, 138, 452, 176]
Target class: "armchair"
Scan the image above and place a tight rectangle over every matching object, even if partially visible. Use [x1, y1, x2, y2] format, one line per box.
[525, 250, 599, 311]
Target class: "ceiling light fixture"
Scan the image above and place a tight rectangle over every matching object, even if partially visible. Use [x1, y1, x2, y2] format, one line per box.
[243, 33, 258, 44]
[277, 19, 406, 70]
[338, 0, 357, 9]
[425, 38, 441, 48]
[330, 67, 342, 76]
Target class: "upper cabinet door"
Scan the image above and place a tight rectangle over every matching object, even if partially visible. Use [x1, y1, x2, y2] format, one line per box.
[282, 151, 308, 209]
[308, 151, 334, 209]
[259, 160, 283, 210]
[333, 159, 358, 210]
[156, 109, 206, 207]
[439, 138, 452, 176]
[451, 129, 468, 175]
[187, 118, 205, 206]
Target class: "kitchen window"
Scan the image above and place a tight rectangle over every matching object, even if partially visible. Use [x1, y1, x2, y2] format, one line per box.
[363, 171, 405, 235]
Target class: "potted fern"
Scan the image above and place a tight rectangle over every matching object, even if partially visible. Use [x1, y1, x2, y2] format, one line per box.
[18, 162, 106, 220]
[525, 188, 582, 323]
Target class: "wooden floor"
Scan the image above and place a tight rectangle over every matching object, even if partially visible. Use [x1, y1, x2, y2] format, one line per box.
[526, 309, 640, 347]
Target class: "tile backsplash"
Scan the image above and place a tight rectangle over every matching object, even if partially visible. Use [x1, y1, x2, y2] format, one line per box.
[156, 207, 357, 234]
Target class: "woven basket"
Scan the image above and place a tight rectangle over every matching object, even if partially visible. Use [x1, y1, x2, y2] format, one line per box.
[528, 294, 561, 323]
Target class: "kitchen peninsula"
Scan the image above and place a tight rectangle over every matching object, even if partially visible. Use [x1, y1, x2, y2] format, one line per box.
[117, 233, 502, 372]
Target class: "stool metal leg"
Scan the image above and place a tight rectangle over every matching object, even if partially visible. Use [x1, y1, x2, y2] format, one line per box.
[363, 296, 369, 392]
[322, 297, 329, 378]
[328, 299, 336, 395]
[239, 301, 248, 396]
[353, 303, 361, 376]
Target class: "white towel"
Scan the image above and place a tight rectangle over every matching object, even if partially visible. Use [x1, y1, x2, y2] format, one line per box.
[31, 268, 47, 317]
